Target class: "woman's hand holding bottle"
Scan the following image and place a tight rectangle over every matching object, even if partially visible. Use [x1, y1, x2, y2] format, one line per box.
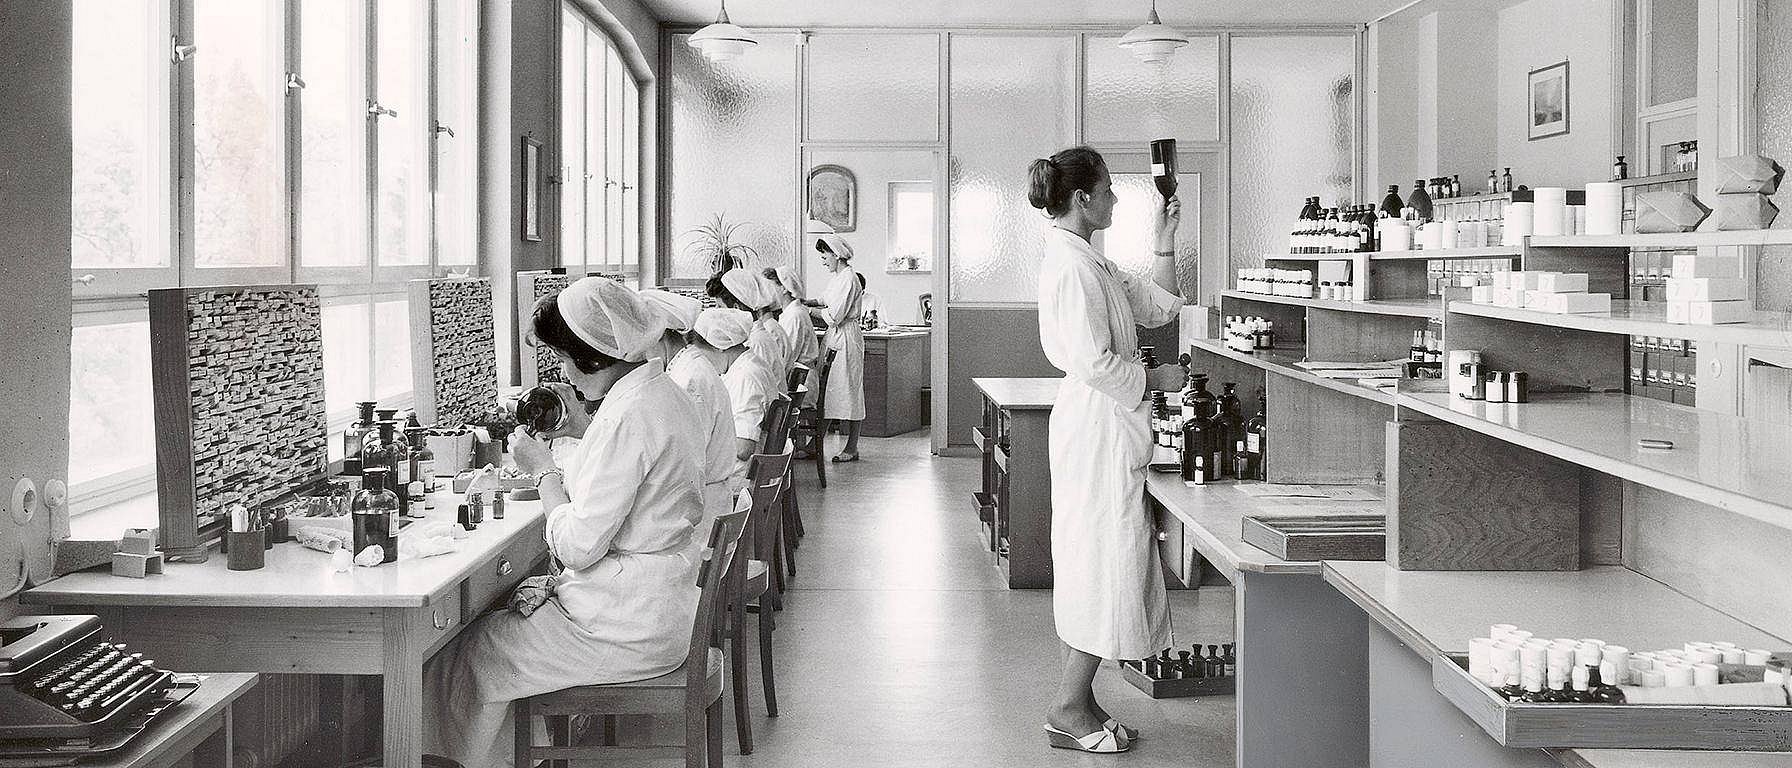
[1153, 196, 1182, 253]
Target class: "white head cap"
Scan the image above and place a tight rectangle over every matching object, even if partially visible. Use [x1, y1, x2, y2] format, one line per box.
[721, 268, 780, 311]
[692, 308, 753, 350]
[639, 289, 703, 332]
[769, 265, 805, 300]
[815, 234, 855, 262]
[553, 277, 667, 363]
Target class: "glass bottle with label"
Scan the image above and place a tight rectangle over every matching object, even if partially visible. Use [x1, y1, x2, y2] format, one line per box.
[344, 401, 379, 466]
[1218, 383, 1242, 474]
[406, 427, 434, 510]
[1245, 394, 1267, 481]
[353, 468, 399, 564]
[1181, 372, 1216, 425]
[1406, 179, 1434, 222]
[1611, 155, 1628, 181]
[1500, 168, 1514, 193]
[363, 422, 408, 518]
[1181, 414, 1207, 485]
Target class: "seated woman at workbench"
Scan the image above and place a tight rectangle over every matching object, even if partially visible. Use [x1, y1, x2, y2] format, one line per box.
[422, 277, 708, 768]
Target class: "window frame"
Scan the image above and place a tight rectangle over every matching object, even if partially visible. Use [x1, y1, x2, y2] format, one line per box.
[558, 1, 645, 278]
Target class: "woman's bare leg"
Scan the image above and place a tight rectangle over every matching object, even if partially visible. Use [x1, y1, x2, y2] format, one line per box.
[1046, 642, 1105, 736]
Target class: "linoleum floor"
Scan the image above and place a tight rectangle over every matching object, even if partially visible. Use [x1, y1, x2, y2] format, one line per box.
[596, 430, 1236, 768]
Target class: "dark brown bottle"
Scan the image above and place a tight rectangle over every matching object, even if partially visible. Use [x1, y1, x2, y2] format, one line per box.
[1150, 139, 1178, 198]
[363, 422, 409, 518]
[1379, 185, 1403, 218]
[1245, 394, 1267, 481]
[1181, 415, 1206, 484]
[1206, 407, 1228, 481]
[1221, 643, 1236, 677]
[1589, 666, 1625, 704]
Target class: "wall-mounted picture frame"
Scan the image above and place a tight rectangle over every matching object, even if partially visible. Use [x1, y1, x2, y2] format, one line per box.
[807, 164, 857, 233]
[1527, 61, 1570, 141]
[521, 136, 543, 242]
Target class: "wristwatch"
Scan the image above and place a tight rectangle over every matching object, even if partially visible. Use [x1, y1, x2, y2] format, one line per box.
[535, 467, 565, 485]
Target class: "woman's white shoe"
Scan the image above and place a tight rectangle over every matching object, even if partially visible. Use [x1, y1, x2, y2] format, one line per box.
[1104, 718, 1140, 742]
[1044, 724, 1131, 753]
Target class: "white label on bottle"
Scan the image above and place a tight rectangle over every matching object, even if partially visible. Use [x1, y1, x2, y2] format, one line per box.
[1247, 433, 1261, 453]
[1151, 163, 1167, 176]
[418, 459, 436, 489]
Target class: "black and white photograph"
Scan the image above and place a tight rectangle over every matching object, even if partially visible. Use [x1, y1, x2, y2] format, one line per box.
[2, 1, 1785, 767]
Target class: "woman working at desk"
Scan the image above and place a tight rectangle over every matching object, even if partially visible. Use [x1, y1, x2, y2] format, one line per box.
[423, 278, 708, 768]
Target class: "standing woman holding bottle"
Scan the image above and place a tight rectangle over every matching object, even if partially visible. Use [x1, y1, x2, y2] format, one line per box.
[1031, 146, 1183, 754]
[812, 234, 866, 462]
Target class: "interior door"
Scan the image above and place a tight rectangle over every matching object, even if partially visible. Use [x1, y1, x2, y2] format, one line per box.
[1091, 146, 1224, 352]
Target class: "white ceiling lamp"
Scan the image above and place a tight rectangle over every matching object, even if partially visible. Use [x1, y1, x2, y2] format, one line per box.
[688, 0, 757, 63]
[1118, 0, 1189, 63]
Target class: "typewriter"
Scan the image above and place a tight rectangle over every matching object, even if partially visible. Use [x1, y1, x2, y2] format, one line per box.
[0, 615, 176, 740]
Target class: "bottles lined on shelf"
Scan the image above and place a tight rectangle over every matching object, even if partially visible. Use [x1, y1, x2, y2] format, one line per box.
[1469, 625, 1786, 706]
[1223, 316, 1275, 354]
[1288, 202, 1380, 254]
[1235, 268, 1326, 298]
[1125, 643, 1236, 681]
[1673, 141, 1699, 173]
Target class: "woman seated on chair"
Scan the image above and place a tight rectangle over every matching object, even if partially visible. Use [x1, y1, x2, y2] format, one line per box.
[708, 267, 793, 382]
[686, 307, 780, 495]
[423, 278, 708, 768]
[642, 289, 737, 532]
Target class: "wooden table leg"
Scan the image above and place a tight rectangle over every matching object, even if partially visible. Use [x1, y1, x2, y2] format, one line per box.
[192, 708, 233, 768]
[384, 612, 427, 768]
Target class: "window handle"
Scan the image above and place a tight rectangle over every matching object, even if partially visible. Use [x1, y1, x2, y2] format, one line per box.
[434, 123, 456, 138]
[73, 274, 96, 286]
[286, 73, 307, 91]
[171, 39, 198, 63]
[368, 102, 399, 118]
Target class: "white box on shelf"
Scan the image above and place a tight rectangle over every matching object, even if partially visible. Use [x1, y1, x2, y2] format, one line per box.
[1514, 272, 1556, 290]
[1492, 287, 1521, 308]
[1665, 277, 1749, 302]
[1668, 299, 1753, 325]
[1471, 285, 1495, 304]
[1523, 290, 1551, 310]
[1534, 273, 1589, 293]
[1492, 271, 1516, 290]
[1672, 253, 1743, 279]
[1541, 292, 1612, 314]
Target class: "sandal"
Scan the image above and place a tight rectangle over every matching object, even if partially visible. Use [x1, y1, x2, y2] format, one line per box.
[830, 453, 860, 463]
[1104, 719, 1140, 742]
[1044, 724, 1129, 753]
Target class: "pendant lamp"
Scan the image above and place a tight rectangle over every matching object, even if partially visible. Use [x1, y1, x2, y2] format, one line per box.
[688, 0, 757, 63]
[1118, 0, 1189, 63]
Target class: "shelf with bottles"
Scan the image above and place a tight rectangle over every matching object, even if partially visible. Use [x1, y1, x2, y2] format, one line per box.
[1448, 298, 1792, 350]
[1528, 229, 1792, 249]
[1263, 246, 1523, 262]
[1222, 290, 1442, 320]
[1190, 337, 1397, 406]
[1393, 387, 1792, 530]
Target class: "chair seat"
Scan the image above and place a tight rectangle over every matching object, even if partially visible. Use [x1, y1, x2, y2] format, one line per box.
[527, 647, 724, 715]
[745, 559, 769, 598]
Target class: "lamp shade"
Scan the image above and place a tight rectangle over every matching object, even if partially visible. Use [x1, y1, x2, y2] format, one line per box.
[1118, 3, 1189, 63]
[689, 1, 756, 63]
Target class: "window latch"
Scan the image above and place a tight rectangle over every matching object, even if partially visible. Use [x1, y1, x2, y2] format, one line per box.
[286, 73, 307, 91]
[368, 103, 399, 118]
[171, 38, 198, 63]
[434, 123, 456, 138]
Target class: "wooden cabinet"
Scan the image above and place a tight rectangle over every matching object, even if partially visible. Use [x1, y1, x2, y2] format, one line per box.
[862, 330, 931, 437]
[971, 378, 1058, 589]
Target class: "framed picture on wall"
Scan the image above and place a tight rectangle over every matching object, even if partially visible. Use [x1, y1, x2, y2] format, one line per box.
[1527, 61, 1570, 141]
[807, 164, 857, 233]
[521, 136, 543, 242]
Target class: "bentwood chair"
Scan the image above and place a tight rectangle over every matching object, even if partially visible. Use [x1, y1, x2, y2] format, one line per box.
[726, 451, 793, 753]
[513, 509, 748, 768]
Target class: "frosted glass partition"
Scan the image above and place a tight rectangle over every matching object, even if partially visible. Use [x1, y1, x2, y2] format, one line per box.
[1107, 172, 1201, 298]
[1084, 35, 1219, 144]
[1645, 0, 1698, 106]
[1757, 2, 1792, 308]
[805, 33, 941, 142]
[1229, 35, 1356, 272]
[948, 35, 1076, 303]
[668, 33, 798, 279]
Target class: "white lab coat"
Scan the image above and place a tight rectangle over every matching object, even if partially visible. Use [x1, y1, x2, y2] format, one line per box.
[667, 346, 737, 531]
[748, 315, 793, 389]
[778, 299, 823, 403]
[721, 349, 779, 491]
[820, 269, 866, 421]
[423, 360, 707, 768]
[1037, 227, 1182, 661]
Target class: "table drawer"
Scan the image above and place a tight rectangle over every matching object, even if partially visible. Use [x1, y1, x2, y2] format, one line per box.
[420, 588, 464, 658]
[462, 536, 550, 622]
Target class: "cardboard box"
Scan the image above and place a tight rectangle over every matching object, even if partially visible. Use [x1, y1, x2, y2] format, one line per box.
[1534, 273, 1590, 293]
[1669, 299, 1753, 325]
[1665, 277, 1749, 302]
[1514, 271, 1553, 290]
[1471, 285, 1495, 304]
[1492, 270, 1516, 289]
[1541, 292, 1612, 314]
[1671, 253, 1743, 279]
[1492, 287, 1520, 307]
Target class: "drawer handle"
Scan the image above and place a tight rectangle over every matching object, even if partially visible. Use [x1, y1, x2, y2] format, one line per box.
[432, 610, 448, 630]
[497, 558, 514, 577]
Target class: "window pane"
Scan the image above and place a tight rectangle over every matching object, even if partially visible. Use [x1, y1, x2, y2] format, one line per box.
[435, 0, 478, 266]
[69, 322, 155, 486]
[1084, 35, 1219, 144]
[377, 0, 429, 266]
[560, 16, 586, 270]
[72, 0, 170, 270]
[606, 46, 626, 266]
[372, 300, 413, 399]
[194, 0, 286, 268]
[584, 31, 606, 268]
[1646, 0, 1698, 106]
[322, 302, 372, 417]
[302, 0, 369, 268]
[804, 33, 940, 142]
[622, 74, 640, 268]
[888, 182, 934, 271]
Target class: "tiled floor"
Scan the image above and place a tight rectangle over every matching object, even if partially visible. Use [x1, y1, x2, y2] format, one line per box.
[603, 430, 1236, 767]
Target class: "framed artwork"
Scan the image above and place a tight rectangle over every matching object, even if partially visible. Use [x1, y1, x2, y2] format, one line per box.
[521, 136, 543, 242]
[807, 164, 857, 233]
[1527, 61, 1570, 141]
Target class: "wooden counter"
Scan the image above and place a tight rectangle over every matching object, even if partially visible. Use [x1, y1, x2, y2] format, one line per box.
[862, 329, 931, 437]
[970, 377, 1058, 588]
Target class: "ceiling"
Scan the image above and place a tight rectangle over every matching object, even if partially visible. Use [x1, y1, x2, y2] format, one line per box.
[642, 0, 1419, 29]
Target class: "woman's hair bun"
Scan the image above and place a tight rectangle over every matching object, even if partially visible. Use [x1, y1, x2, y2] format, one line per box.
[1026, 146, 1105, 218]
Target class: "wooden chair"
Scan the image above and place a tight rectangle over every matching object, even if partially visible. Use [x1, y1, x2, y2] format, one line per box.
[513, 508, 749, 768]
[726, 451, 792, 754]
[788, 350, 836, 490]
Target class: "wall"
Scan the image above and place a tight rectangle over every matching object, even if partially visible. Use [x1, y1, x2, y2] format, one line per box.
[1495, 0, 1619, 186]
[0, 0, 72, 619]
[803, 149, 936, 325]
[1373, 11, 1439, 193]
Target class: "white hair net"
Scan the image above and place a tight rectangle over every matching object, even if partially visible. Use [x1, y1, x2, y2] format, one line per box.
[769, 265, 806, 301]
[815, 234, 855, 262]
[640, 289, 703, 333]
[554, 277, 667, 363]
[692, 308, 753, 350]
[721, 268, 780, 311]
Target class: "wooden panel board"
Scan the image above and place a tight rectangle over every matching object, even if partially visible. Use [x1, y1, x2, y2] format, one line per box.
[109, 605, 385, 675]
[945, 307, 1059, 448]
[1388, 420, 1582, 570]
[1624, 483, 1792, 642]
[1442, 310, 1628, 392]
[1267, 375, 1391, 484]
[1186, 343, 1270, 403]
[1520, 245, 1633, 298]
[1305, 307, 1431, 362]
[408, 277, 499, 426]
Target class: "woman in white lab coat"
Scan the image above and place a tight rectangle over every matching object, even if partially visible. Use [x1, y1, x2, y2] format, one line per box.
[642, 289, 737, 531]
[1031, 146, 1183, 754]
[702, 308, 779, 493]
[765, 265, 823, 398]
[423, 278, 708, 768]
[710, 267, 793, 385]
[812, 235, 866, 462]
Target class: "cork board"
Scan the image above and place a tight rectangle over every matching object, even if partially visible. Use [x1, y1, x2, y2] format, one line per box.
[408, 276, 499, 425]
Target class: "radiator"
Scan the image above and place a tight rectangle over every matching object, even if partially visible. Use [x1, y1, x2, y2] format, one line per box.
[233, 674, 322, 768]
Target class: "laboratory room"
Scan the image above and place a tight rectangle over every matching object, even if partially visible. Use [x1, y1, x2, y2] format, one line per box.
[7, 0, 1792, 767]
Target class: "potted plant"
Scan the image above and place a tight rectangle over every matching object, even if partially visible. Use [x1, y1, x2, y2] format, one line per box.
[682, 214, 760, 274]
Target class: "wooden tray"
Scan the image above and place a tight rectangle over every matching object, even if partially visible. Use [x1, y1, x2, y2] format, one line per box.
[1119, 664, 1235, 699]
[1431, 653, 1792, 751]
[1240, 514, 1386, 561]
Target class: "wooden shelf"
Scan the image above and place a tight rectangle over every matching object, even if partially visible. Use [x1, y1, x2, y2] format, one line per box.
[1395, 389, 1792, 529]
[1190, 338, 1398, 406]
[1146, 475, 1384, 578]
[1264, 246, 1522, 262]
[1449, 299, 1792, 349]
[1224, 290, 1443, 320]
[1434, 191, 1513, 204]
[1528, 230, 1792, 249]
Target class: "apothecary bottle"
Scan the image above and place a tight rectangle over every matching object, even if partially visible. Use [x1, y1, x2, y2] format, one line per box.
[353, 468, 399, 564]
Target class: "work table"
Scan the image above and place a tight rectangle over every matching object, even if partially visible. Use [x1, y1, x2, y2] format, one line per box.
[970, 377, 1059, 410]
[1145, 474, 1382, 578]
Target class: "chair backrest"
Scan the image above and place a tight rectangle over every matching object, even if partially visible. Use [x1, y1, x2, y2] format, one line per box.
[787, 364, 809, 396]
[742, 451, 793, 561]
[813, 349, 838, 413]
[686, 508, 749, 700]
[756, 393, 792, 455]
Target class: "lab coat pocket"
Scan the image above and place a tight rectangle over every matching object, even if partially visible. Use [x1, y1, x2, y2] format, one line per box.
[1112, 398, 1154, 472]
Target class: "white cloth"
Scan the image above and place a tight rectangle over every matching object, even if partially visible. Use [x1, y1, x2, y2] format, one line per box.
[721, 349, 779, 491]
[748, 315, 793, 388]
[668, 347, 737, 531]
[423, 360, 706, 768]
[693, 308, 753, 350]
[1036, 227, 1182, 661]
[640, 289, 703, 332]
[722, 268, 780, 311]
[821, 268, 866, 421]
[554, 277, 666, 362]
[778, 299, 823, 402]
[770, 265, 806, 301]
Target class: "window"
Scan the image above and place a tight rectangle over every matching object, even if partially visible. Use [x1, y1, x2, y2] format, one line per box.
[887, 181, 935, 272]
[69, 0, 472, 517]
[560, 3, 643, 275]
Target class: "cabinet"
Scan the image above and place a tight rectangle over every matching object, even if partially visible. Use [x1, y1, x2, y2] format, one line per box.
[862, 330, 931, 437]
[970, 378, 1058, 589]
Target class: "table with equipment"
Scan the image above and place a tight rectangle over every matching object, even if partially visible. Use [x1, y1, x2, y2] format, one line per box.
[22, 492, 549, 768]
